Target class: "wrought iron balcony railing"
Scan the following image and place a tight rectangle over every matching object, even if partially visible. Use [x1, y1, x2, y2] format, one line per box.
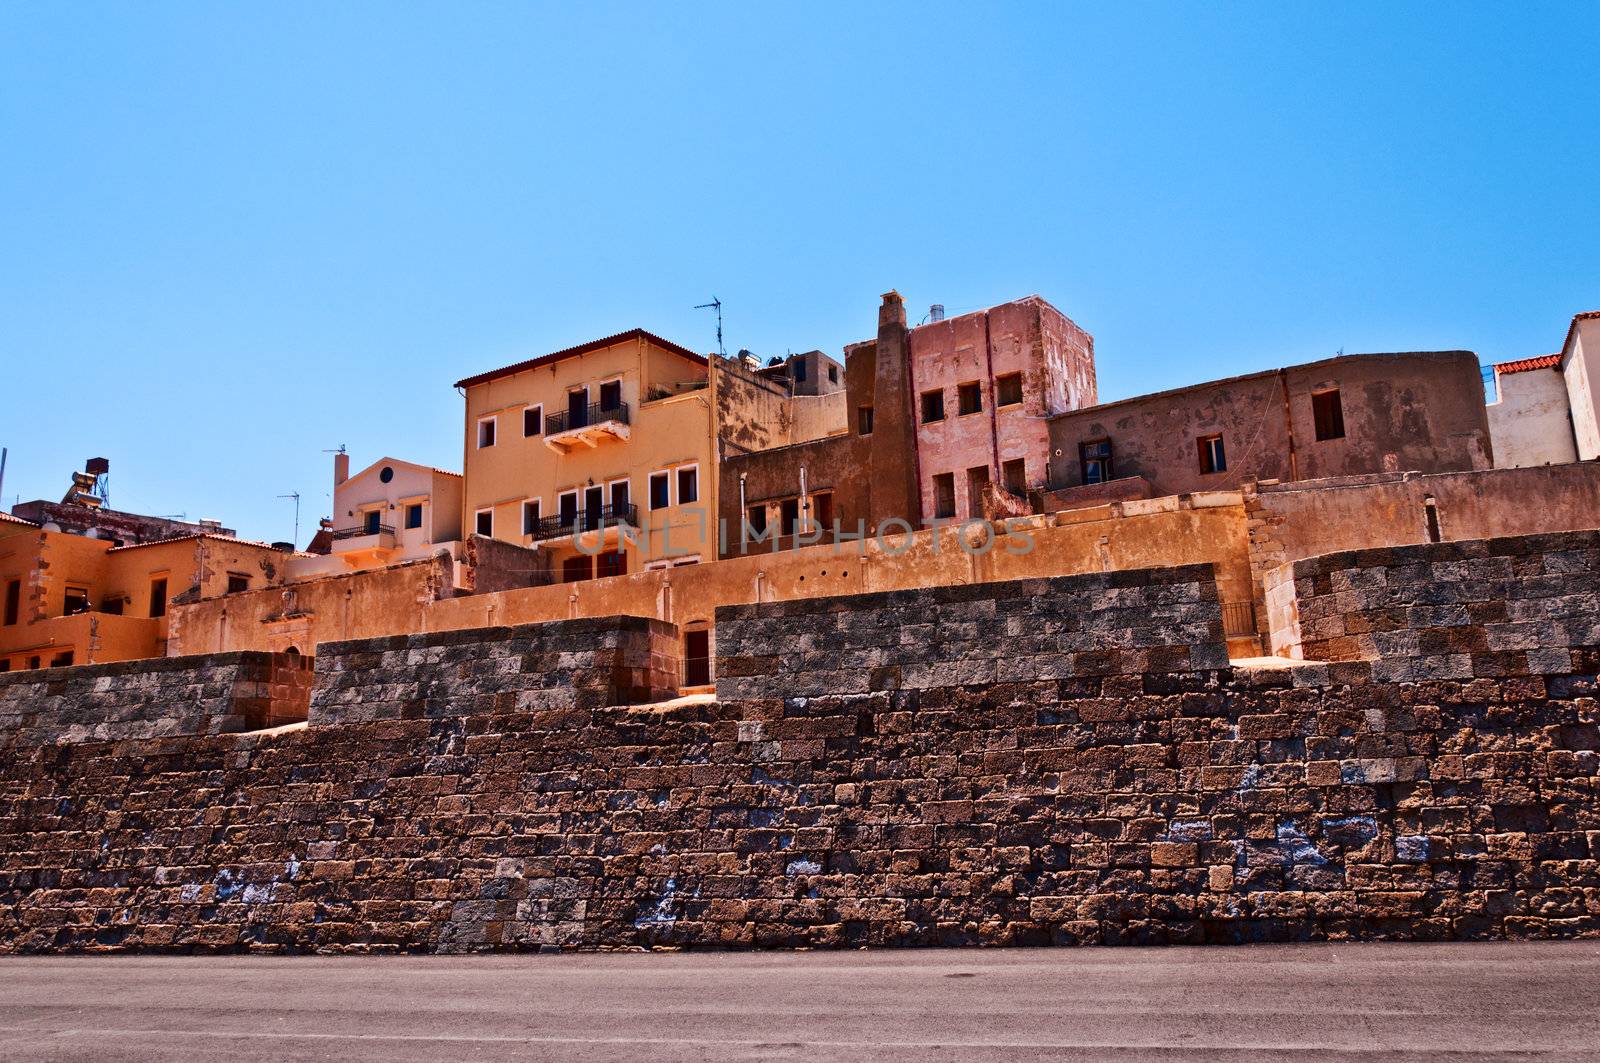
[544, 401, 630, 435]
[530, 502, 638, 542]
[332, 523, 395, 540]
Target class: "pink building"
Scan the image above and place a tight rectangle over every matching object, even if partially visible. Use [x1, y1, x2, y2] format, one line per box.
[908, 296, 1097, 523]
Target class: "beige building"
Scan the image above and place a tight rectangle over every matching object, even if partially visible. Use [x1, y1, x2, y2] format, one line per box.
[1487, 354, 1578, 468]
[290, 454, 464, 581]
[1559, 311, 1600, 460]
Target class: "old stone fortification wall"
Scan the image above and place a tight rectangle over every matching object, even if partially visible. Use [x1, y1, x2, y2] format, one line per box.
[1265, 531, 1600, 682]
[309, 615, 681, 726]
[1, 542, 1598, 952]
[0, 651, 310, 748]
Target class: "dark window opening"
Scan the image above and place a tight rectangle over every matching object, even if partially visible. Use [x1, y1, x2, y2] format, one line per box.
[610, 481, 630, 515]
[779, 498, 801, 537]
[792, 359, 807, 382]
[1312, 389, 1346, 441]
[599, 379, 623, 412]
[364, 510, 381, 534]
[996, 372, 1023, 407]
[27, 655, 41, 670]
[597, 550, 627, 579]
[50, 651, 73, 668]
[477, 418, 496, 448]
[524, 406, 542, 436]
[811, 491, 834, 532]
[857, 406, 874, 435]
[932, 472, 957, 519]
[101, 596, 124, 616]
[63, 586, 90, 616]
[957, 381, 982, 416]
[1424, 498, 1442, 543]
[1198, 434, 1227, 475]
[226, 575, 250, 595]
[405, 503, 423, 530]
[966, 466, 990, 518]
[1003, 458, 1027, 495]
[684, 628, 711, 686]
[149, 578, 168, 619]
[562, 555, 593, 583]
[677, 466, 698, 505]
[920, 389, 945, 424]
[475, 509, 493, 537]
[745, 505, 768, 538]
[650, 472, 671, 510]
[1080, 440, 1112, 485]
[378, 465, 394, 483]
[5, 579, 21, 625]
[828, 365, 838, 384]
[583, 485, 604, 529]
[522, 500, 540, 536]
[567, 388, 588, 428]
[559, 493, 579, 527]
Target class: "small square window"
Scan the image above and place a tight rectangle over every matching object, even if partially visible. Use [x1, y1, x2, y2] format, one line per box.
[957, 382, 982, 416]
[677, 466, 698, 506]
[226, 574, 250, 595]
[1312, 389, 1345, 441]
[477, 417, 496, 448]
[858, 406, 874, 435]
[1198, 434, 1227, 475]
[1080, 439, 1112, 485]
[50, 651, 73, 668]
[828, 365, 838, 384]
[996, 372, 1023, 407]
[524, 406, 542, 437]
[475, 509, 494, 537]
[1002, 458, 1027, 495]
[650, 471, 671, 510]
[405, 503, 423, 530]
[920, 389, 945, 424]
[63, 586, 90, 615]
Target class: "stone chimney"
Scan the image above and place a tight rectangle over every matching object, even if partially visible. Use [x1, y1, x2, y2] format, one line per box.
[334, 451, 350, 486]
[867, 290, 921, 524]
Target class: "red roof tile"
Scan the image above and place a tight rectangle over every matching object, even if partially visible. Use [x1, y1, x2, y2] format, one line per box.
[1495, 353, 1561, 374]
[107, 533, 286, 554]
[1561, 311, 1600, 358]
[454, 328, 708, 390]
[0, 510, 39, 527]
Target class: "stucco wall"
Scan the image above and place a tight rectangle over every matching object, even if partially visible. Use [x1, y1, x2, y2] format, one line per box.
[1488, 366, 1577, 468]
[1562, 317, 1600, 460]
[1049, 351, 1492, 496]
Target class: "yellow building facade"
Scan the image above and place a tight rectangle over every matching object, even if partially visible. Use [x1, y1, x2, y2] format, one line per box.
[457, 329, 721, 579]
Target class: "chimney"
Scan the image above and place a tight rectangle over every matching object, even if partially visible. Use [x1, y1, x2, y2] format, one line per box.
[334, 451, 350, 486]
[879, 289, 906, 329]
[929, 304, 945, 323]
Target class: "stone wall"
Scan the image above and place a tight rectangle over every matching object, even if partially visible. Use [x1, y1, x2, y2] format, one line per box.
[715, 565, 1228, 704]
[0, 651, 311, 748]
[1265, 532, 1600, 682]
[308, 615, 681, 727]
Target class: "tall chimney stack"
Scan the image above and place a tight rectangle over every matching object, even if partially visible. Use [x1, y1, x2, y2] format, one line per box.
[334, 451, 350, 486]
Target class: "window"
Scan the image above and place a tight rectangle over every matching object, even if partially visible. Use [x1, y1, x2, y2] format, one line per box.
[524, 405, 543, 437]
[685, 626, 711, 686]
[920, 389, 945, 423]
[676, 465, 698, 506]
[364, 509, 381, 534]
[4, 580, 19, 625]
[477, 416, 496, 448]
[566, 386, 589, 429]
[27, 656, 40, 670]
[966, 466, 990, 518]
[996, 372, 1023, 407]
[1198, 434, 1227, 474]
[475, 508, 494, 537]
[562, 555, 594, 583]
[958, 381, 982, 416]
[1003, 458, 1027, 496]
[102, 596, 124, 616]
[811, 491, 834, 531]
[597, 550, 627, 579]
[1080, 439, 1113, 485]
[379, 466, 394, 483]
[779, 498, 801, 537]
[558, 491, 579, 528]
[857, 406, 874, 435]
[149, 578, 168, 619]
[50, 651, 73, 668]
[226, 574, 250, 595]
[932, 473, 957, 519]
[828, 365, 838, 384]
[522, 499, 541, 536]
[1312, 389, 1346, 441]
[793, 359, 807, 382]
[609, 480, 630, 516]
[63, 586, 90, 615]
[405, 503, 423, 530]
[599, 379, 623, 412]
[649, 471, 671, 510]
[745, 504, 768, 537]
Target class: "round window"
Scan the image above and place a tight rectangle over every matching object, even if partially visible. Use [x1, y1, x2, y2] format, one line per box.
[379, 466, 394, 483]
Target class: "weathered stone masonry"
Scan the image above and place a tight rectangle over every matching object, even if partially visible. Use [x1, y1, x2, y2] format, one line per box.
[1, 546, 1598, 952]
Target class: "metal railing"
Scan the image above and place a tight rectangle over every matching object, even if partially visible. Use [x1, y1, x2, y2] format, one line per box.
[332, 523, 395, 540]
[544, 400, 630, 435]
[530, 502, 638, 542]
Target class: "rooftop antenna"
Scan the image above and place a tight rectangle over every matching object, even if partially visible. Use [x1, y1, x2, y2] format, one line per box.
[322, 444, 347, 454]
[694, 297, 725, 358]
[0, 447, 7, 510]
[277, 492, 301, 546]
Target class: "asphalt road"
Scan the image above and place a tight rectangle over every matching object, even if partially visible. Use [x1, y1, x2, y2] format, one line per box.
[1, 942, 1597, 1061]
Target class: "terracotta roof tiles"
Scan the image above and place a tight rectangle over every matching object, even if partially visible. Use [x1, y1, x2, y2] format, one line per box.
[454, 328, 707, 390]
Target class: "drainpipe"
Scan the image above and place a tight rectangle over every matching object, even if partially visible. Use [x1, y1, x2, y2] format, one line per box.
[1278, 370, 1300, 482]
[738, 472, 747, 550]
[983, 312, 1001, 489]
[799, 464, 808, 525]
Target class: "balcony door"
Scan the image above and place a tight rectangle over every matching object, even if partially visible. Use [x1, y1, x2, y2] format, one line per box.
[559, 491, 579, 530]
[568, 386, 588, 429]
[584, 485, 604, 529]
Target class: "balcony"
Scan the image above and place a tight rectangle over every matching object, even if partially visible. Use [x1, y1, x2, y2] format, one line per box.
[331, 523, 397, 558]
[543, 401, 631, 452]
[530, 503, 638, 545]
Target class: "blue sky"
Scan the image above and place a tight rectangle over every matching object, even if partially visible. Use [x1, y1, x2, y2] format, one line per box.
[2, 2, 1596, 544]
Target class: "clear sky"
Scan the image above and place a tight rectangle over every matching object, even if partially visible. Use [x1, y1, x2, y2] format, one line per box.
[2, 2, 1596, 545]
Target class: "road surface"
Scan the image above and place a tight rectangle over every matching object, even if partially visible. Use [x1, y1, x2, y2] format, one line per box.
[1, 941, 1597, 1061]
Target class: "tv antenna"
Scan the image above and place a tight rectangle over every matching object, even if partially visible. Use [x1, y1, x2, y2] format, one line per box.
[322, 443, 347, 455]
[694, 297, 724, 357]
[277, 492, 301, 546]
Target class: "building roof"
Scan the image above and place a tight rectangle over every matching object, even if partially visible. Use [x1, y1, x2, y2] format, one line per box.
[1560, 311, 1600, 360]
[454, 328, 709, 390]
[107, 533, 287, 554]
[0, 510, 39, 527]
[1495, 353, 1561, 374]
[347, 456, 463, 483]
